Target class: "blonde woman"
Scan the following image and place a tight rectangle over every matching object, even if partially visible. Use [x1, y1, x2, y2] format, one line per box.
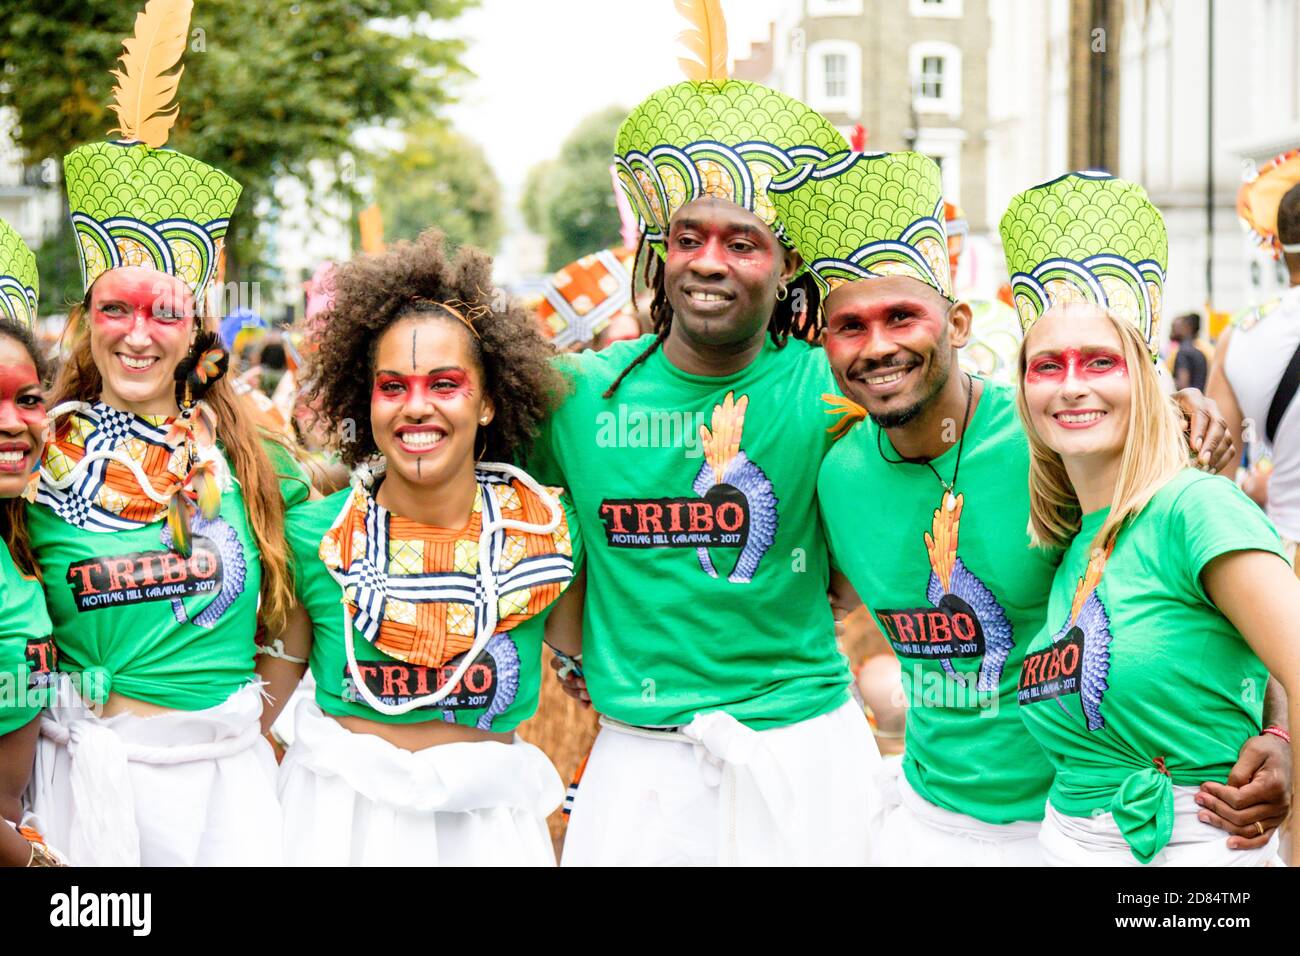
[1003, 173, 1300, 865]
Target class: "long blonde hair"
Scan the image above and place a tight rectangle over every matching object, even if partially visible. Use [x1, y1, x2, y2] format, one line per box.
[51, 301, 295, 631]
[1016, 306, 1189, 553]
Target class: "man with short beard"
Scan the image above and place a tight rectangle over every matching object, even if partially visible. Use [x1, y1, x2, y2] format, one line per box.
[770, 155, 1291, 864]
[527, 18, 880, 865]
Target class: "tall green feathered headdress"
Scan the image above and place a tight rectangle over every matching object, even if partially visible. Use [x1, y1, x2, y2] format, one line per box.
[998, 172, 1167, 355]
[0, 219, 38, 327]
[614, 0, 847, 259]
[64, 0, 241, 303]
[768, 150, 952, 298]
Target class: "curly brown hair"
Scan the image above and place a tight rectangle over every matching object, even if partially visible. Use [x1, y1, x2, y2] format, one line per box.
[304, 230, 566, 469]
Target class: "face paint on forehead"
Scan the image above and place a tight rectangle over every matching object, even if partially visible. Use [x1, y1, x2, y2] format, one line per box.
[1025, 347, 1128, 384]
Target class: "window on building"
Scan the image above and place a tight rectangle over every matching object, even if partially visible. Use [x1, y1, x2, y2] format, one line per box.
[920, 56, 945, 100]
[909, 42, 962, 117]
[807, 40, 862, 116]
[824, 54, 847, 99]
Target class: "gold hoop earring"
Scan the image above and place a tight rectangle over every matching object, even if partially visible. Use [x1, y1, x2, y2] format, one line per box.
[776, 284, 788, 302]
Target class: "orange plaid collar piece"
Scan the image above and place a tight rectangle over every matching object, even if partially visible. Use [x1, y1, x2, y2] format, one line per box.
[319, 473, 575, 669]
[37, 402, 190, 531]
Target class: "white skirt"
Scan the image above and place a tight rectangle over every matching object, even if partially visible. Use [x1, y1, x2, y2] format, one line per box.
[1039, 787, 1283, 866]
[278, 697, 562, 866]
[561, 699, 881, 866]
[27, 677, 281, 867]
[871, 759, 1044, 866]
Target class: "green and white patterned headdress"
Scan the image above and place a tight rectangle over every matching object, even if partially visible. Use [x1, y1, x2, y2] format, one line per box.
[0, 219, 39, 327]
[64, 0, 240, 303]
[615, 81, 847, 258]
[614, 2, 845, 258]
[998, 172, 1167, 355]
[768, 150, 952, 298]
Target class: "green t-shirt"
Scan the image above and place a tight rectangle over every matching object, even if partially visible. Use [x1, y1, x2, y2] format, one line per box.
[0, 541, 56, 736]
[286, 486, 583, 731]
[27, 438, 307, 711]
[817, 379, 1058, 824]
[263, 437, 314, 509]
[527, 334, 851, 729]
[1017, 468, 1286, 861]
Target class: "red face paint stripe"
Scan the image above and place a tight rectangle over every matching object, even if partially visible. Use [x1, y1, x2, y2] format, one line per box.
[1025, 348, 1127, 384]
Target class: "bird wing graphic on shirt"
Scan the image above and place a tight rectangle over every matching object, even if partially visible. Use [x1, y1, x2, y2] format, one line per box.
[160, 510, 246, 628]
[690, 391, 778, 583]
[924, 492, 1014, 690]
[1052, 545, 1113, 731]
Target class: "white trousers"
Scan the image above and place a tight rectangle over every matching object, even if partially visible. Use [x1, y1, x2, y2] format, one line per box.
[278, 697, 562, 866]
[871, 759, 1044, 865]
[561, 700, 881, 866]
[27, 678, 280, 866]
[1039, 787, 1283, 866]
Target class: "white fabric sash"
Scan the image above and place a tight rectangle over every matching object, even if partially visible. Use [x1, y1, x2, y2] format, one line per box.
[1040, 787, 1282, 866]
[33, 677, 264, 866]
[599, 711, 803, 866]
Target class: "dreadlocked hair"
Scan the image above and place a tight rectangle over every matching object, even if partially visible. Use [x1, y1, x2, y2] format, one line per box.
[601, 234, 824, 398]
[0, 316, 49, 579]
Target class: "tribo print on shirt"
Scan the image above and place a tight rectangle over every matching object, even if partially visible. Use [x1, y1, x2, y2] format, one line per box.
[1018, 545, 1112, 729]
[339, 632, 521, 727]
[38, 403, 246, 626]
[598, 391, 777, 583]
[24, 637, 58, 692]
[876, 492, 1014, 690]
[307, 474, 577, 730]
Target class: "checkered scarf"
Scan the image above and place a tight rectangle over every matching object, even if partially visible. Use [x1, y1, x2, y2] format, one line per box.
[319, 468, 575, 669]
[36, 402, 191, 532]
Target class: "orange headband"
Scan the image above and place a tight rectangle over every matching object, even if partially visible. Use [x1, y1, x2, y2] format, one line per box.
[407, 296, 483, 340]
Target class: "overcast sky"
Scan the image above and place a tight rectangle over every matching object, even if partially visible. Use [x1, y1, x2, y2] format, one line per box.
[437, 0, 790, 193]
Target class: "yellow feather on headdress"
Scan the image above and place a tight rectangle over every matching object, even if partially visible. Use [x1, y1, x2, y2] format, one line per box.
[108, 0, 195, 148]
[675, 0, 729, 82]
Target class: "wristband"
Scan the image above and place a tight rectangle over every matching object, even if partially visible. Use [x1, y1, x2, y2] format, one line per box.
[1261, 725, 1291, 744]
[551, 648, 584, 680]
[256, 637, 308, 665]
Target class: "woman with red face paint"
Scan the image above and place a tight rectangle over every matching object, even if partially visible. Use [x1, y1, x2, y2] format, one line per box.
[259, 230, 585, 866]
[1005, 174, 1300, 865]
[0, 221, 63, 867]
[21, 5, 307, 866]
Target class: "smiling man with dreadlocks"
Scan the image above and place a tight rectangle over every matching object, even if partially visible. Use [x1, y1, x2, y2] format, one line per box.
[527, 1, 879, 866]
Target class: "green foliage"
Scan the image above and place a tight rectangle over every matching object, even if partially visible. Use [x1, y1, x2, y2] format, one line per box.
[368, 120, 502, 253]
[522, 105, 625, 271]
[0, 0, 474, 281]
[33, 216, 83, 315]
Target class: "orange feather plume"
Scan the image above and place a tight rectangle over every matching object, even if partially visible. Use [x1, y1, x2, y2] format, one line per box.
[675, 0, 729, 82]
[108, 0, 195, 148]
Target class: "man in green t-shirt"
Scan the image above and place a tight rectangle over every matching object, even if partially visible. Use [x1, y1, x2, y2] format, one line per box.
[769, 152, 1291, 864]
[530, 47, 883, 862]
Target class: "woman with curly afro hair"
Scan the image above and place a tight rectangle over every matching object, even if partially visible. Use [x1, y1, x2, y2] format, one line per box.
[261, 230, 586, 866]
